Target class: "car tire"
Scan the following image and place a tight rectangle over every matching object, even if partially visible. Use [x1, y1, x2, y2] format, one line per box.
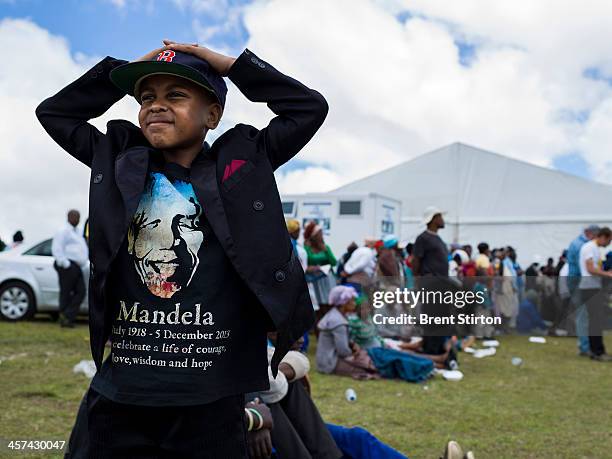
[0, 281, 36, 321]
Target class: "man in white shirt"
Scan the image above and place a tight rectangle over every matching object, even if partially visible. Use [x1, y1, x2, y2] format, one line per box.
[52, 209, 89, 328]
[578, 227, 612, 361]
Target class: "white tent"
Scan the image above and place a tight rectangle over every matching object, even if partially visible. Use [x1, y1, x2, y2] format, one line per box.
[332, 142, 612, 264]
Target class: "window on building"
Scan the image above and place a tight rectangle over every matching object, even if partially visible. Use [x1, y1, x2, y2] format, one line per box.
[339, 200, 361, 216]
[282, 201, 295, 215]
[381, 221, 394, 234]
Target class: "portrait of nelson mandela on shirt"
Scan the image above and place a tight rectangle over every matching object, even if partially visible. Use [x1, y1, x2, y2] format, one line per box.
[127, 171, 205, 298]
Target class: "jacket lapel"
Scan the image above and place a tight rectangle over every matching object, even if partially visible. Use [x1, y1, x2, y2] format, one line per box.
[115, 146, 150, 227]
[190, 150, 236, 259]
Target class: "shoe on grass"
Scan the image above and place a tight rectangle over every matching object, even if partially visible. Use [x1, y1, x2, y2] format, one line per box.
[442, 440, 464, 459]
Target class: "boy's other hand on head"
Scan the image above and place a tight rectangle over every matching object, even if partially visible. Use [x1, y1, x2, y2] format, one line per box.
[162, 39, 236, 76]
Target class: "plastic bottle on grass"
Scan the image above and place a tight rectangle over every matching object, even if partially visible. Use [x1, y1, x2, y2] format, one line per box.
[345, 388, 357, 402]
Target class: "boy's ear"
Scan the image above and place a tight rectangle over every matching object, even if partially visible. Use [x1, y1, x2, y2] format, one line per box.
[205, 103, 223, 130]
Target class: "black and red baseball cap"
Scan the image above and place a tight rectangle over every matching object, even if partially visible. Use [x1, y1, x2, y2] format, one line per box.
[110, 49, 228, 107]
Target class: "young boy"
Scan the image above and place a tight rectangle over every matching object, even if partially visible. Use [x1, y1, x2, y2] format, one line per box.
[37, 40, 327, 457]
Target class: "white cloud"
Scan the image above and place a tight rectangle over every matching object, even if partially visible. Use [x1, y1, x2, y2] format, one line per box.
[275, 167, 342, 195]
[5, 0, 612, 245]
[215, 0, 612, 190]
[172, 0, 229, 16]
[0, 18, 139, 245]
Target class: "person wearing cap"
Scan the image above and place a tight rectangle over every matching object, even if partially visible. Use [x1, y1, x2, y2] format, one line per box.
[412, 206, 453, 357]
[412, 207, 448, 279]
[566, 224, 599, 356]
[37, 40, 327, 457]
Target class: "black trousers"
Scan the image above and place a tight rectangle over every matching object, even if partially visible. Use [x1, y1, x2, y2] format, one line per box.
[65, 388, 248, 459]
[581, 288, 608, 356]
[268, 381, 342, 459]
[54, 261, 85, 324]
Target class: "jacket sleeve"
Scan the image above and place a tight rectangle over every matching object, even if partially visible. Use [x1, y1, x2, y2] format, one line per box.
[227, 49, 328, 171]
[35, 57, 129, 168]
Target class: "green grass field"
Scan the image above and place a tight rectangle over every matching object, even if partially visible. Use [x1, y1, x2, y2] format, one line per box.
[0, 317, 611, 458]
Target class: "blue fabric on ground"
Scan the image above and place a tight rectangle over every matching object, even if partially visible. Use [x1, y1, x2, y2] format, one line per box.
[326, 423, 408, 459]
[367, 347, 434, 382]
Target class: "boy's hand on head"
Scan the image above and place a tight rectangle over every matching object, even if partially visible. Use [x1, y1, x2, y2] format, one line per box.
[162, 39, 236, 76]
[134, 46, 171, 62]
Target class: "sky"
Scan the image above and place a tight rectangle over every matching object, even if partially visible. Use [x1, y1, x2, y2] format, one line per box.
[1, 0, 612, 244]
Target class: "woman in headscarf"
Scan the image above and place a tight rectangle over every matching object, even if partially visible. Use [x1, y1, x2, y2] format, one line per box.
[303, 221, 337, 311]
[317, 286, 438, 380]
[316, 285, 379, 379]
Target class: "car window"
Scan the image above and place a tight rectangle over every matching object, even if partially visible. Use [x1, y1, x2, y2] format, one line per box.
[23, 239, 53, 257]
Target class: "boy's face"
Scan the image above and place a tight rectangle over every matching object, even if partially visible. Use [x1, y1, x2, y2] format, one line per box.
[137, 74, 222, 150]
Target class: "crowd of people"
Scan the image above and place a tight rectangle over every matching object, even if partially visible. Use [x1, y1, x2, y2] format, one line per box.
[286, 206, 612, 374]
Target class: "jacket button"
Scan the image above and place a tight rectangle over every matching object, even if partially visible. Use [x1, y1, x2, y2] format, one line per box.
[253, 200, 264, 211]
[93, 173, 103, 184]
[274, 270, 286, 282]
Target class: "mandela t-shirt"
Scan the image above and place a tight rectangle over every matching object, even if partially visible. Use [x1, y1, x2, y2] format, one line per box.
[91, 161, 269, 406]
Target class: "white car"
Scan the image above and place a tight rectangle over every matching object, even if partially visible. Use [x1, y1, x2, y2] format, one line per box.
[0, 239, 89, 321]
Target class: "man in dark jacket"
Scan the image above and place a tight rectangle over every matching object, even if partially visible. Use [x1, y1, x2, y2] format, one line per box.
[37, 40, 327, 458]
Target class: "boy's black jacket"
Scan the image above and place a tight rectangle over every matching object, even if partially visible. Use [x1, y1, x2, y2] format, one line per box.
[36, 49, 328, 377]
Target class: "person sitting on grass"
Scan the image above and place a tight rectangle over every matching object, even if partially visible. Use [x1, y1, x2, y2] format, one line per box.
[316, 285, 379, 379]
[248, 333, 343, 459]
[516, 289, 548, 334]
[316, 286, 434, 382]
